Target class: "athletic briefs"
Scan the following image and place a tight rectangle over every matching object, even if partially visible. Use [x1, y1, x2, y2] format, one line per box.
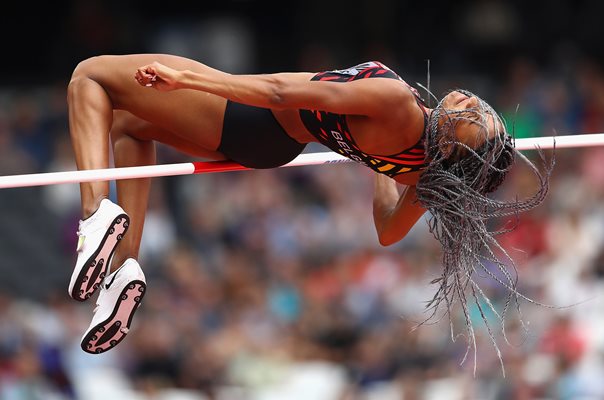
[218, 100, 306, 169]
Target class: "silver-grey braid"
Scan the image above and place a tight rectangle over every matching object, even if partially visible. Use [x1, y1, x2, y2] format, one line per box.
[415, 90, 554, 374]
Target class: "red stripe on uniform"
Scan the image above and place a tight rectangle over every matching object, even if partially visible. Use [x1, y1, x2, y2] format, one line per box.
[372, 155, 426, 165]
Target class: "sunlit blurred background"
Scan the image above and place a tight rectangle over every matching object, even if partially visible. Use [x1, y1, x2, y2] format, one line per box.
[2, 0, 604, 399]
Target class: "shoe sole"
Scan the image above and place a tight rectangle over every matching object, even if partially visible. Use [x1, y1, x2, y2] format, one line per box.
[81, 279, 146, 354]
[70, 214, 130, 301]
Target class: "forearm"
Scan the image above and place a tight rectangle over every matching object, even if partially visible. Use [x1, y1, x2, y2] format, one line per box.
[372, 174, 402, 235]
[178, 69, 294, 109]
[373, 174, 425, 246]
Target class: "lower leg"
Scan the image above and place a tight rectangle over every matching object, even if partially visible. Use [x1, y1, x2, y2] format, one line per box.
[110, 131, 155, 272]
[107, 109, 226, 271]
[67, 75, 113, 218]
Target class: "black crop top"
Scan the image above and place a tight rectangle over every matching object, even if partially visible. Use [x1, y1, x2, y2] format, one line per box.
[299, 61, 428, 177]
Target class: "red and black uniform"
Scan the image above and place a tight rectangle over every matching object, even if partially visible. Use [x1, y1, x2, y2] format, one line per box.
[299, 61, 428, 177]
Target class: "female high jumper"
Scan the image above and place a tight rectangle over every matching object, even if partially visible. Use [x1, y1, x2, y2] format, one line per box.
[66, 54, 550, 358]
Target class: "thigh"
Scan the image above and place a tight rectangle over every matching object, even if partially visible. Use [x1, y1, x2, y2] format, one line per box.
[75, 54, 228, 152]
[111, 110, 226, 160]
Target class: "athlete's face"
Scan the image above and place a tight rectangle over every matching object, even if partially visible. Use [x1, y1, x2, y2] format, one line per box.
[437, 90, 502, 159]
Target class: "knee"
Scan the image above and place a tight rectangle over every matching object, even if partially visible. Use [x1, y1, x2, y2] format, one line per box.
[70, 56, 96, 84]
[110, 111, 132, 140]
[67, 56, 112, 103]
[70, 55, 112, 80]
[68, 55, 114, 88]
[110, 111, 149, 143]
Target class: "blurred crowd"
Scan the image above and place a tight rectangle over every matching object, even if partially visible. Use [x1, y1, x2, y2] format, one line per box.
[3, 1, 604, 399]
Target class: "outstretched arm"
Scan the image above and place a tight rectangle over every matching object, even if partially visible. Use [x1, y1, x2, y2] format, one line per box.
[135, 61, 411, 117]
[372, 173, 426, 246]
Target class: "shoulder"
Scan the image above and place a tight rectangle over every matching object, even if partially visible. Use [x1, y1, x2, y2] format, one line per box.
[374, 82, 425, 134]
[361, 78, 419, 110]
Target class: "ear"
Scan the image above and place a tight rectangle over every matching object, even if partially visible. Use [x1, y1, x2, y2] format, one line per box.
[438, 138, 455, 158]
[438, 131, 468, 161]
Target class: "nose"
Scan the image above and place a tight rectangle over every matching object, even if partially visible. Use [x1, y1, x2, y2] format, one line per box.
[464, 95, 479, 108]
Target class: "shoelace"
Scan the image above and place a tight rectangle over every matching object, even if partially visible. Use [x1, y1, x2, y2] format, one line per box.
[93, 288, 107, 315]
[93, 289, 104, 314]
[76, 220, 85, 252]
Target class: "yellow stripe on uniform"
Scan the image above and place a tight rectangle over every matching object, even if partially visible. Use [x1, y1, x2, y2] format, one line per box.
[377, 163, 396, 172]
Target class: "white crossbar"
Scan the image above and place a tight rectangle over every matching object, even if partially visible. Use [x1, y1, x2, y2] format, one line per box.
[0, 133, 601, 189]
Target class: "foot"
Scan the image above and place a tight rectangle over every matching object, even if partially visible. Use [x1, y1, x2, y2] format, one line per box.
[81, 258, 146, 354]
[69, 199, 130, 301]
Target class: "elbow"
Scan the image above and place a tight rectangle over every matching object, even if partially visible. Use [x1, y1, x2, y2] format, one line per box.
[266, 77, 290, 110]
[378, 237, 397, 247]
[377, 231, 400, 247]
[374, 216, 402, 247]
[376, 222, 412, 246]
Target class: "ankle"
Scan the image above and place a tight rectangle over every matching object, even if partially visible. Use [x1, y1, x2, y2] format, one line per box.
[81, 185, 110, 218]
[110, 255, 137, 273]
[82, 196, 111, 219]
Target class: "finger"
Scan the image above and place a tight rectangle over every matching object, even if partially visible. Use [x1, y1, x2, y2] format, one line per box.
[142, 74, 157, 87]
[137, 65, 155, 79]
[135, 72, 145, 85]
[134, 71, 155, 87]
[135, 72, 149, 86]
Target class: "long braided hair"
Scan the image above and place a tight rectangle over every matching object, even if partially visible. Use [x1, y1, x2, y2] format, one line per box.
[414, 89, 553, 374]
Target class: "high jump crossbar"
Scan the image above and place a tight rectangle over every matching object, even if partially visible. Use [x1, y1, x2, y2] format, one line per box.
[0, 133, 602, 189]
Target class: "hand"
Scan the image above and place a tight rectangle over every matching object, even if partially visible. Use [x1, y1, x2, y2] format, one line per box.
[135, 62, 182, 91]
